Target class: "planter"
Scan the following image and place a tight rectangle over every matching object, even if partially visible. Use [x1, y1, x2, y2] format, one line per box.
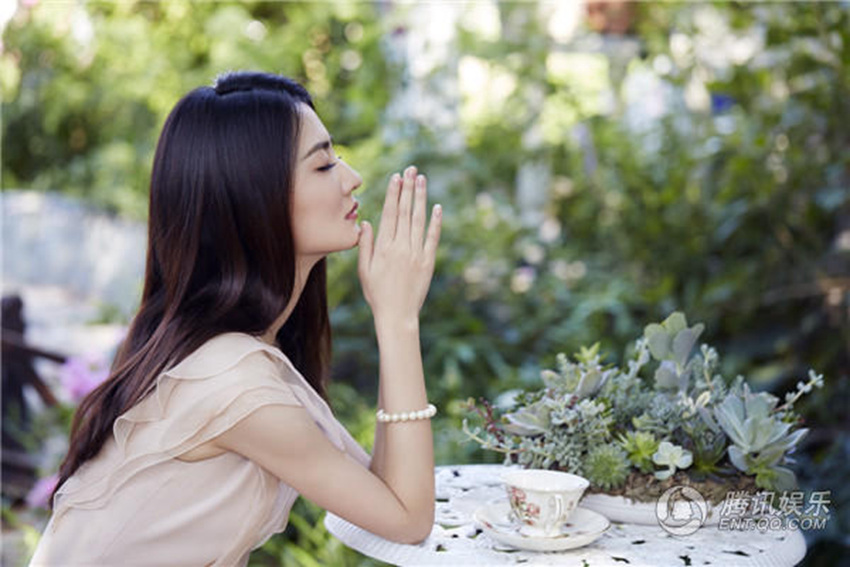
[581, 492, 721, 526]
[462, 312, 822, 531]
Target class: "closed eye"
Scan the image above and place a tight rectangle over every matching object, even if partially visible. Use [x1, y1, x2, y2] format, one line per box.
[317, 155, 344, 172]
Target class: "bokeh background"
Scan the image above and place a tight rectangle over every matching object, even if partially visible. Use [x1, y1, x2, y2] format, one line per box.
[2, 1, 848, 565]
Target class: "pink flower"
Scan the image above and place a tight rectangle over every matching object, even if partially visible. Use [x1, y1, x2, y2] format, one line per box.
[59, 353, 110, 403]
[26, 473, 58, 509]
[509, 486, 526, 503]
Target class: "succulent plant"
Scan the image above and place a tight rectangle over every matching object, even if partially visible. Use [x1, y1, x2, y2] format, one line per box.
[539, 344, 611, 400]
[681, 416, 728, 476]
[631, 392, 685, 438]
[643, 312, 704, 391]
[652, 441, 693, 480]
[713, 384, 808, 490]
[618, 431, 660, 473]
[463, 312, 822, 497]
[584, 443, 630, 490]
[501, 401, 551, 436]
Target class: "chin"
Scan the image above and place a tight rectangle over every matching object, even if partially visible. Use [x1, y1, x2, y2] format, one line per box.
[314, 226, 361, 254]
[323, 238, 360, 255]
[348, 224, 362, 248]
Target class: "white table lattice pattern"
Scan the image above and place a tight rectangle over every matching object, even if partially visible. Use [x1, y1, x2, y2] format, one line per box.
[324, 465, 806, 566]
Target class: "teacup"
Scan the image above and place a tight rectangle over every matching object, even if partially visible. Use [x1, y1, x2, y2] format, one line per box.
[502, 469, 590, 538]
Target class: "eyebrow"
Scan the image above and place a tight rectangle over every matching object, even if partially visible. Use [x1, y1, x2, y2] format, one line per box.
[301, 136, 334, 161]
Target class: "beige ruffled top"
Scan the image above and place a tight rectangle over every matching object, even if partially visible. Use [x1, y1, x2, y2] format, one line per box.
[29, 332, 371, 566]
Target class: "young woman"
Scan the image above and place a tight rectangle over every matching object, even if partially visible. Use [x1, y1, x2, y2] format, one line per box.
[30, 71, 442, 566]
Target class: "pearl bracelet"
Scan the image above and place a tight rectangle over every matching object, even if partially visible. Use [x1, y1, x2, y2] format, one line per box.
[376, 403, 437, 423]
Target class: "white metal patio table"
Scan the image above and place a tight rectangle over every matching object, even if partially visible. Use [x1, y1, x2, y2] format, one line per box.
[324, 464, 807, 566]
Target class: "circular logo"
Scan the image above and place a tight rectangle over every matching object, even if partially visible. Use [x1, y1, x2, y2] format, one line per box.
[655, 485, 708, 536]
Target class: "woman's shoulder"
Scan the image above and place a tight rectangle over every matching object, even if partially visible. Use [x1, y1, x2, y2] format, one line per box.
[113, 332, 305, 451]
[144, 332, 372, 467]
[164, 332, 292, 381]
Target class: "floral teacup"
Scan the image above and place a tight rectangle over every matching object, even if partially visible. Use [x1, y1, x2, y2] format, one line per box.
[502, 469, 590, 538]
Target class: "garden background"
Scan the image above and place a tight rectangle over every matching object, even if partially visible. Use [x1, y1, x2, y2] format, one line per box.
[1, 1, 848, 565]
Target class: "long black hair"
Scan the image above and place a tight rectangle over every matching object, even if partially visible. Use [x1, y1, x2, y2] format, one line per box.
[53, 71, 332, 503]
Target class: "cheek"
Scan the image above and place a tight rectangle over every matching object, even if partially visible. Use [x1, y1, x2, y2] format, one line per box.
[290, 177, 342, 238]
[290, 195, 331, 242]
[290, 182, 320, 220]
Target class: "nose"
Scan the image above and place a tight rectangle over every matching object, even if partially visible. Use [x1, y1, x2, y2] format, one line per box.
[341, 160, 363, 194]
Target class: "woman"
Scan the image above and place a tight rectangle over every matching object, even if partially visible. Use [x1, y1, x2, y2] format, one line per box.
[30, 70, 442, 565]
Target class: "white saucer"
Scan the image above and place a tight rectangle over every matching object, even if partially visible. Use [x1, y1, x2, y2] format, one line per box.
[473, 501, 609, 552]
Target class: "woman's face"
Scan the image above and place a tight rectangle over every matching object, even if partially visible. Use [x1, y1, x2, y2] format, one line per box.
[290, 103, 363, 260]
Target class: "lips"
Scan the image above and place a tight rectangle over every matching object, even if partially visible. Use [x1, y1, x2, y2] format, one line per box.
[345, 201, 359, 219]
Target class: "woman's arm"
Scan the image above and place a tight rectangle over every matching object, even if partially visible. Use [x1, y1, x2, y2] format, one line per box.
[212, 400, 433, 543]
[216, 165, 441, 544]
[367, 318, 434, 535]
[359, 166, 440, 530]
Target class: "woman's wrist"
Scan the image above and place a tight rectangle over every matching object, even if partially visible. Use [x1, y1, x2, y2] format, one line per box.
[374, 314, 420, 338]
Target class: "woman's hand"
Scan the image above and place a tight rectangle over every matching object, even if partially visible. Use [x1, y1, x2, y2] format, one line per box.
[357, 165, 442, 327]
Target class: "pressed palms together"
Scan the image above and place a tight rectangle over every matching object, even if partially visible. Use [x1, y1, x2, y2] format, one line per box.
[357, 165, 442, 325]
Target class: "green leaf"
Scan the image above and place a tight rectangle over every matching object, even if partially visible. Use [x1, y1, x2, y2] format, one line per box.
[576, 367, 607, 398]
[769, 466, 798, 492]
[662, 312, 688, 335]
[575, 342, 601, 363]
[540, 369, 561, 388]
[728, 445, 749, 473]
[644, 323, 671, 360]
[714, 394, 748, 447]
[742, 389, 778, 420]
[502, 407, 550, 436]
[654, 467, 674, 480]
[671, 324, 703, 367]
[653, 360, 679, 390]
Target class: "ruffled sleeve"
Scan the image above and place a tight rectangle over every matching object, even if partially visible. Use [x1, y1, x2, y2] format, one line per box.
[53, 334, 305, 515]
[53, 332, 373, 518]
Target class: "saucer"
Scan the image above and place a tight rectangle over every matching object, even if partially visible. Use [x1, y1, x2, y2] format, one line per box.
[473, 501, 609, 552]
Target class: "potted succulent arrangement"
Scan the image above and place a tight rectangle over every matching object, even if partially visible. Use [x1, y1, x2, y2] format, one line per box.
[463, 313, 823, 524]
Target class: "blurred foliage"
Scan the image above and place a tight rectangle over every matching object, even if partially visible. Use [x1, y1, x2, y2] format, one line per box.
[4, 0, 849, 565]
[2, 0, 396, 217]
[332, 3, 850, 562]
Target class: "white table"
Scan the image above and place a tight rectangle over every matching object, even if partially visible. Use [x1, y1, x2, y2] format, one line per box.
[325, 464, 807, 566]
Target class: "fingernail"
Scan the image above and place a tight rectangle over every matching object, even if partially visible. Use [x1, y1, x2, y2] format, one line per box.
[406, 166, 416, 178]
[416, 175, 425, 187]
[434, 204, 442, 216]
